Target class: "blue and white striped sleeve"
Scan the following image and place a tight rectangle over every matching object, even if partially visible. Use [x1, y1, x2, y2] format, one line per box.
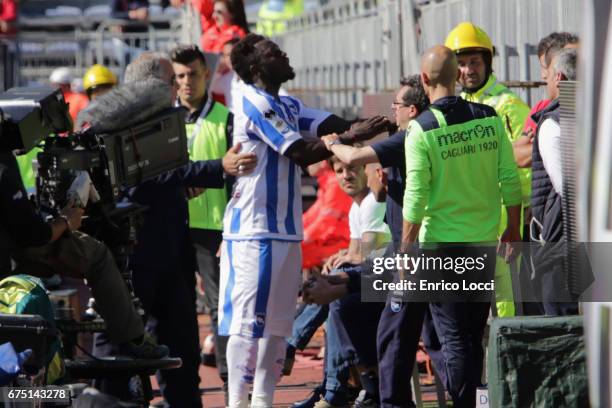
[287, 97, 332, 139]
[242, 95, 302, 154]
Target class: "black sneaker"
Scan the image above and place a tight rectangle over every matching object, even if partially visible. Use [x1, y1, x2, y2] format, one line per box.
[120, 334, 169, 359]
[292, 385, 324, 408]
[283, 345, 297, 376]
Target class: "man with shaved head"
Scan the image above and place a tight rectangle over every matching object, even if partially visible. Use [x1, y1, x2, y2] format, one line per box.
[397, 45, 522, 408]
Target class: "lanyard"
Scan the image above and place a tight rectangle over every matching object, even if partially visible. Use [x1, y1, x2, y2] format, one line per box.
[187, 97, 213, 151]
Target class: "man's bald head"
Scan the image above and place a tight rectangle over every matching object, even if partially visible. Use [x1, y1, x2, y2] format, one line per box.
[421, 45, 459, 89]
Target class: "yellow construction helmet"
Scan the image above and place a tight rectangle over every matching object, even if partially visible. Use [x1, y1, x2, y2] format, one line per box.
[83, 64, 117, 92]
[445, 22, 494, 55]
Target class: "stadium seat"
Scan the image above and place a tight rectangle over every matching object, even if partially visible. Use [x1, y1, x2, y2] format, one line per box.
[45, 6, 83, 17]
[84, 5, 112, 17]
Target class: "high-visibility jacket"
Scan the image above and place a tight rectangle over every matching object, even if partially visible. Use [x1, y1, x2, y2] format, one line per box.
[461, 74, 531, 213]
[64, 91, 88, 125]
[403, 96, 522, 317]
[256, 0, 304, 37]
[403, 97, 522, 243]
[16, 147, 42, 195]
[187, 101, 231, 231]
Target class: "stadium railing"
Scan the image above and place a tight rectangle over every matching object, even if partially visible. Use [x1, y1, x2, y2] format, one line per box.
[275, 0, 582, 116]
[1, 2, 200, 90]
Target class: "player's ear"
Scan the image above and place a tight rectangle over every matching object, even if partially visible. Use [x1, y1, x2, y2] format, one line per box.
[250, 64, 259, 82]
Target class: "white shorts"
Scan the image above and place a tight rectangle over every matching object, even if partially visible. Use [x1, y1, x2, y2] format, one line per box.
[218, 239, 302, 338]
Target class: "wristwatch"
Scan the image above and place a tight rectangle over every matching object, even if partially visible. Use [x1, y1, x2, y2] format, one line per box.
[326, 139, 343, 148]
[57, 214, 72, 231]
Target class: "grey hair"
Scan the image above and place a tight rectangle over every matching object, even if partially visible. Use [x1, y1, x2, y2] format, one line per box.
[553, 48, 577, 81]
[76, 78, 172, 132]
[124, 51, 172, 83]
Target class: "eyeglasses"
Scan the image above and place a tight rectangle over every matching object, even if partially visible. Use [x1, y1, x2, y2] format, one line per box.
[391, 101, 411, 108]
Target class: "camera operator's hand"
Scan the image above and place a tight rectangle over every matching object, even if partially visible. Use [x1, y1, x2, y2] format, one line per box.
[49, 205, 84, 242]
[60, 205, 84, 231]
[223, 143, 258, 176]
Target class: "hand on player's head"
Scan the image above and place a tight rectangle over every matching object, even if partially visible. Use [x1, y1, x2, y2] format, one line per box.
[349, 115, 393, 141]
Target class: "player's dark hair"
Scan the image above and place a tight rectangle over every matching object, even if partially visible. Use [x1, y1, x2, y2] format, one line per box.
[231, 33, 266, 84]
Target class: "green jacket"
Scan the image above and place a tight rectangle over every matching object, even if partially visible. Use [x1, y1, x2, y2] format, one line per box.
[403, 97, 522, 243]
[187, 102, 231, 231]
[461, 74, 531, 212]
[16, 147, 41, 194]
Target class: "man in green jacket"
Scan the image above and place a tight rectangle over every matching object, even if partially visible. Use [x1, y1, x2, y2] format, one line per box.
[401, 45, 522, 407]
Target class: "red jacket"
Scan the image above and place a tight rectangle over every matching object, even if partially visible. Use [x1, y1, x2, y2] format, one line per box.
[64, 91, 89, 125]
[190, 0, 214, 33]
[523, 98, 551, 134]
[0, 0, 17, 34]
[201, 23, 246, 53]
[302, 164, 352, 269]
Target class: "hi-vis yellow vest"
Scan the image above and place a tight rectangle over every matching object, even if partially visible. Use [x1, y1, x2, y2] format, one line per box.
[187, 102, 230, 231]
[16, 147, 42, 195]
[256, 0, 304, 37]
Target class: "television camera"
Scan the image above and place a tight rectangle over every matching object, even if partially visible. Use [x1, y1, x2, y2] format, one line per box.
[0, 86, 188, 215]
[0, 84, 188, 331]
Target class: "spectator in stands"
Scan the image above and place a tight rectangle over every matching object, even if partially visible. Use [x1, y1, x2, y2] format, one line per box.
[0, 0, 16, 34]
[170, 0, 215, 36]
[112, 0, 149, 22]
[256, 0, 304, 37]
[49, 67, 89, 125]
[513, 32, 579, 168]
[83, 64, 118, 101]
[201, 0, 248, 53]
[530, 48, 579, 316]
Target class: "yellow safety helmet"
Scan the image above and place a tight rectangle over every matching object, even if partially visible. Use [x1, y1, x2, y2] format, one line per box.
[83, 64, 117, 92]
[445, 22, 494, 55]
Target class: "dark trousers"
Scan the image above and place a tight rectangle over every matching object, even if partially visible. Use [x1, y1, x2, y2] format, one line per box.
[137, 262, 202, 408]
[377, 298, 427, 408]
[428, 301, 490, 408]
[191, 228, 228, 382]
[13, 231, 143, 344]
[540, 263, 579, 316]
[421, 307, 446, 387]
[93, 256, 202, 407]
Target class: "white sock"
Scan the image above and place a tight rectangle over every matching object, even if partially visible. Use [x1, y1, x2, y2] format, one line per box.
[251, 335, 286, 408]
[227, 334, 258, 408]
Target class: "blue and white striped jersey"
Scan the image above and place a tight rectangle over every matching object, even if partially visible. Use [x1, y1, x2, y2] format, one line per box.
[223, 84, 331, 241]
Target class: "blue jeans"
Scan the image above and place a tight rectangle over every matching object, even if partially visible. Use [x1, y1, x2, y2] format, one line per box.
[326, 265, 383, 402]
[287, 303, 329, 350]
